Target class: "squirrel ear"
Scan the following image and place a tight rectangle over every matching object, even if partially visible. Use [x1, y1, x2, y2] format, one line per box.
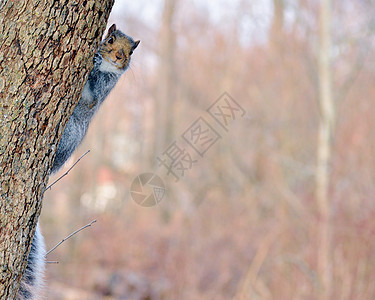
[133, 40, 140, 49]
[107, 24, 116, 35]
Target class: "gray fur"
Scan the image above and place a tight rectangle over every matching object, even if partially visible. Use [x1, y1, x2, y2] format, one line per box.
[18, 225, 45, 300]
[19, 28, 138, 299]
[52, 30, 138, 173]
[51, 53, 122, 173]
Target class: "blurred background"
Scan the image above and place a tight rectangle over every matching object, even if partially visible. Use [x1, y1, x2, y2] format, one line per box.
[41, 0, 375, 299]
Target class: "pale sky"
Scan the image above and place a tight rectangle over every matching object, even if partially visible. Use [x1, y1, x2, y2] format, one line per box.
[109, 0, 273, 46]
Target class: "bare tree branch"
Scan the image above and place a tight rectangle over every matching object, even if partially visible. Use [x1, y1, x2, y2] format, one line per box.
[45, 219, 97, 257]
[45, 150, 91, 191]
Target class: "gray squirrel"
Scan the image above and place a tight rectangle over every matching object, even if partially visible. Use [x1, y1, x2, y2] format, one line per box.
[18, 24, 139, 299]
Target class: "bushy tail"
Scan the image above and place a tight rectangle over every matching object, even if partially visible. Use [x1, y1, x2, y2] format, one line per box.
[18, 224, 46, 300]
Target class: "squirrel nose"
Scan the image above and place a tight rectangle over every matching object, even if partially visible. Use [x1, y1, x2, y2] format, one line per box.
[115, 51, 123, 60]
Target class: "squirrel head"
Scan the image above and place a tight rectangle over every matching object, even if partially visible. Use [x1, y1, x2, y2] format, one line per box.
[99, 24, 140, 71]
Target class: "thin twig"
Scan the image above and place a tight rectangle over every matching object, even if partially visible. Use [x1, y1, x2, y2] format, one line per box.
[46, 261, 59, 264]
[45, 150, 90, 191]
[45, 219, 97, 257]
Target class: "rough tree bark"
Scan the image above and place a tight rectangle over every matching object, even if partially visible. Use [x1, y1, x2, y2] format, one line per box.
[0, 0, 114, 298]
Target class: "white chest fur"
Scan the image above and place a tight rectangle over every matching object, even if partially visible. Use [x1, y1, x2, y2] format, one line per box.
[99, 59, 123, 75]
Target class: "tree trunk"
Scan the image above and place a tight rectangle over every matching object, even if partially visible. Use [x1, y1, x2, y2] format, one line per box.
[154, 0, 177, 159]
[316, 0, 334, 298]
[0, 0, 114, 298]
[270, 0, 284, 53]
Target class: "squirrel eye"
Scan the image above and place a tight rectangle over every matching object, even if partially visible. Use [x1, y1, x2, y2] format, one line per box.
[107, 36, 114, 44]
